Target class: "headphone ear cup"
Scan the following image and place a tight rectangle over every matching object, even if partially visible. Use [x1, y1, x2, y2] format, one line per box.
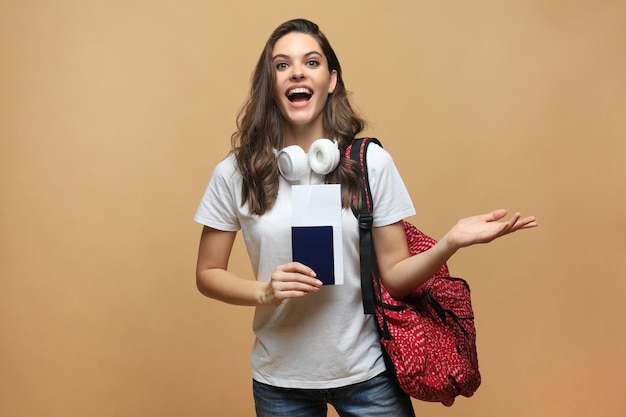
[308, 139, 340, 175]
[277, 145, 309, 181]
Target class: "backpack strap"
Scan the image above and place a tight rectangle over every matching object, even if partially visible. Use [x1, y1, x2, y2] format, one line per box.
[347, 137, 382, 315]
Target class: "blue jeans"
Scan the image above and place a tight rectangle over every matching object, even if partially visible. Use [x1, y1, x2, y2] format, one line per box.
[252, 371, 415, 417]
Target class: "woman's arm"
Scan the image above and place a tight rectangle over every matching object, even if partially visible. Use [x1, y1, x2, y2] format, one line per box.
[195, 226, 323, 306]
[373, 209, 538, 299]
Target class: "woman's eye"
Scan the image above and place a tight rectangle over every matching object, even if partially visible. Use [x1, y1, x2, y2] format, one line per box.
[306, 60, 320, 67]
[275, 62, 288, 70]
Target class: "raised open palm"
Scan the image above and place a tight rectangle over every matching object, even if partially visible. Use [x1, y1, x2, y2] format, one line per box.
[447, 209, 538, 249]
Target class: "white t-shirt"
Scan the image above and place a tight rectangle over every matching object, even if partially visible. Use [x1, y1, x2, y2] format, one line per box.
[194, 143, 415, 389]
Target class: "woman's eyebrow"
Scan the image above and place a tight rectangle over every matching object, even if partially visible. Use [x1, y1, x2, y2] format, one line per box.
[272, 50, 324, 61]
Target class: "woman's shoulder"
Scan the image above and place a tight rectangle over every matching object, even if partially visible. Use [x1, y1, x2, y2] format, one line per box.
[363, 139, 395, 168]
[212, 151, 239, 175]
[205, 152, 244, 190]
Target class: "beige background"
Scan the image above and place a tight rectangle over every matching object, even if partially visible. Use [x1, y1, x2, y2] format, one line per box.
[1, 1, 625, 416]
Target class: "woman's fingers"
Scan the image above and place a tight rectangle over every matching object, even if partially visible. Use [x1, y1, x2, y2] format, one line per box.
[264, 262, 323, 304]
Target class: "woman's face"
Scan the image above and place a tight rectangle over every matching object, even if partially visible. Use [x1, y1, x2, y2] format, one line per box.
[272, 32, 337, 141]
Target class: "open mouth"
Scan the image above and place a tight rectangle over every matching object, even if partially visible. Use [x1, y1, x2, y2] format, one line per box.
[287, 87, 313, 103]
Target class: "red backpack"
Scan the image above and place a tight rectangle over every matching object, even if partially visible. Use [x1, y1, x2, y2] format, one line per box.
[347, 137, 481, 406]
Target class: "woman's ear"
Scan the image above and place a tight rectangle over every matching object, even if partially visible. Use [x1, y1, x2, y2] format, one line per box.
[328, 70, 338, 94]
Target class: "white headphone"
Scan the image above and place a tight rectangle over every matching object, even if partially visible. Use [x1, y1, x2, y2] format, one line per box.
[277, 138, 340, 181]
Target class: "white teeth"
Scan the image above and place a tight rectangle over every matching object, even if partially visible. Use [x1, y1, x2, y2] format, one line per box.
[287, 87, 312, 96]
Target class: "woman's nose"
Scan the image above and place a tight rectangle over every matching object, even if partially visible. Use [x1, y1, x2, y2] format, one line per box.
[290, 65, 305, 80]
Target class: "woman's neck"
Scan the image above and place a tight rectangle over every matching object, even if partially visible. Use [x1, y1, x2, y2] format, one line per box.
[282, 126, 328, 152]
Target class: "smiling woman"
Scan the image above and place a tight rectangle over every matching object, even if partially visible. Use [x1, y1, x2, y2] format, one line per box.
[272, 34, 337, 138]
[193, 18, 536, 417]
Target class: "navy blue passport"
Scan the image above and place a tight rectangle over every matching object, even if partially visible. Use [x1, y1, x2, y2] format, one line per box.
[291, 225, 335, 285]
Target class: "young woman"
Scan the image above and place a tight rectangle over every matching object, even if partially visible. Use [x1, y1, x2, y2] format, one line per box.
[194, 18, 537, 417]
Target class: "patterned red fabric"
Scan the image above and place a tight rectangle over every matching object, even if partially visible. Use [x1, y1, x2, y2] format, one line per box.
[375, 221, 481, 406]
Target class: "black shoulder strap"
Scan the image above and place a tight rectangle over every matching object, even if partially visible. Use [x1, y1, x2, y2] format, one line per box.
[348, 137, 382, 315]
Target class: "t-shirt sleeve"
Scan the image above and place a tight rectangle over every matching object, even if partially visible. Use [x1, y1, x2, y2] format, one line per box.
[366, 144, 416, 227]
[193, 155, 241, 231]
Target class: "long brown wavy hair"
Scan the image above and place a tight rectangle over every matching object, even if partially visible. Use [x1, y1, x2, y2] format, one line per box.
[231, 18, 367, 215]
